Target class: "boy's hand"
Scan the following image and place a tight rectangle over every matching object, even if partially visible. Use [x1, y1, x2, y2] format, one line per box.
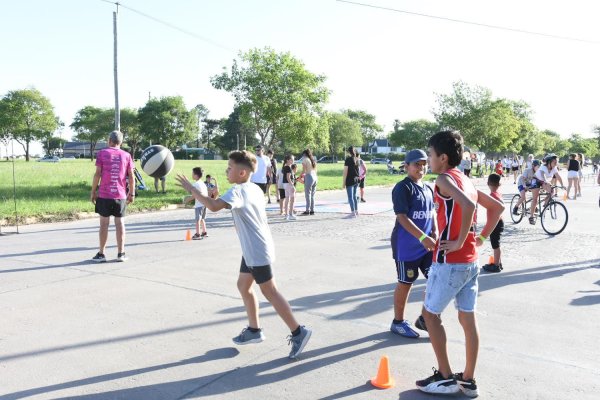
[175, 174, 193, 193]
[90, 191, 97, 204]
[421, 236, 436, 252]
[439, 239, 462, 254]
[475, 237, 484, 247]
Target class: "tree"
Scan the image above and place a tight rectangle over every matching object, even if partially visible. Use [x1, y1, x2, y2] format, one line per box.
[119, 108, 142, 157]
[211, 47, 329, 148]
[201, 118, 223, 151]
[568, 133, 599, 158]
[327, 112, 362, 157]
[388, 119, 439, 150]
[433, 82, 523, 153]
[0, 88, 59, 161]
[217, 106, 258, 153]
[70, 106, 113, 161]
[193, 104, 209, 148]
[342, 109, 383, 147]
[138, 96, 196, 150]
[43, 136, 67, 156]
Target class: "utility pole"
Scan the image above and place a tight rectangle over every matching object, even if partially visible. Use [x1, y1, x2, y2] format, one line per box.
[113, 4, 120, 131]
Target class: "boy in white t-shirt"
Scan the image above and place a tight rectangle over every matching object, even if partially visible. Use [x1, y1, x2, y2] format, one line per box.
[530, 154, 564, 224]
[175, 151, 312, 359]
[184, 167, 208, 239]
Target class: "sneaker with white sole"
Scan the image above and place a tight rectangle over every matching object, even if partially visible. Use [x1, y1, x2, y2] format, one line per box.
[117, 252, 128, 262]
[232, 327, 265, 345]
[416, 368, 459, 394]
[92, 252, 106, 263]
[390, 320, 419, 338]
[288, 214, 297, 221]
[454, 372, 479, 398]
[288, 326, 312, 359]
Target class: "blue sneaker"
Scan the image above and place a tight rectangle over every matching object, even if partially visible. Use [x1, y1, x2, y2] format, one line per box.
[390, 320, 420, 338]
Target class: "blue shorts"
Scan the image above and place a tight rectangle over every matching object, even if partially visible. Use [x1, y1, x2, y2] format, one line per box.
[424, 262, 479, 314]
[395, 252, 432, 284]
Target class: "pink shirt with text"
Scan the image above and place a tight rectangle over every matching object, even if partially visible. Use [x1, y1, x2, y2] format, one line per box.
[96, 147, 134, 199]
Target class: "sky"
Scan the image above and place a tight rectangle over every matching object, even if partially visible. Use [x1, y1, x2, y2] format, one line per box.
[2, 0, 600, 156]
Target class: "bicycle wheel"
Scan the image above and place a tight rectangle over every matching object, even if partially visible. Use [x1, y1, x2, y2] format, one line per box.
[510, 194, 524, 224]
[541, 201, 568, 235]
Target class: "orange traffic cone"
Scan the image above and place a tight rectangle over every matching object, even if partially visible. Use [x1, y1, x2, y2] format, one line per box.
[562, 192, 567, 201]
[370, 355, 395, 389]
[185, 229, 192, 241]
[488, 255, 494, 265]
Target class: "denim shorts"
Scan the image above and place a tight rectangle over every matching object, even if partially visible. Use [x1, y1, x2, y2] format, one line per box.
[424, 262, 479, 314]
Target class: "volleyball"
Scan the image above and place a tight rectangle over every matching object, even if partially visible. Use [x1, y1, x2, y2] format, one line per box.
[140, 145, 174, 178]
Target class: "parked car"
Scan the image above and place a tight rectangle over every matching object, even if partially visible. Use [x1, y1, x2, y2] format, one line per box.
[37, 156, 60, 163]
[317, 156, 338, 163]
[370, 157, 388, 164]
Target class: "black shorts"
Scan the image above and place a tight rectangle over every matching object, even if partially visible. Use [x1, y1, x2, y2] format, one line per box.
[490, 219, 504, 250]
[395, 252, 433, 284]
[95, 198, 127, 218]
[359, 177, 365, 188]
[279, 188, 286, 199]
[254, 182, 267, 193]
[512, 166, 519, 172]
[240, 257, 273, 284]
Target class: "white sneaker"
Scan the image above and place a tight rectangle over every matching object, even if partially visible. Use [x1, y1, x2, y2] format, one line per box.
[288, 214, 297, 221]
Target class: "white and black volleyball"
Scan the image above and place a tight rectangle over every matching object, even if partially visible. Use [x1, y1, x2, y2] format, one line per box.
[140, 145, 174, 178]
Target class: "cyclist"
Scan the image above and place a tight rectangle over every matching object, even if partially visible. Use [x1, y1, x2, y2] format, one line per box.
[512, 159, 541, 215]
[530, 154, 564, 224]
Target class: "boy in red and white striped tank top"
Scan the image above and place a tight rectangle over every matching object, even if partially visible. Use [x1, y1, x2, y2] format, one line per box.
[416, 131, 504, 397]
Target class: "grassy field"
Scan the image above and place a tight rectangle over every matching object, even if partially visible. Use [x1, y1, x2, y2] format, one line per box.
[0, 159, 435, 224]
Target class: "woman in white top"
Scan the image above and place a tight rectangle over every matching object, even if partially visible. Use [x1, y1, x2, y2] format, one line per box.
[511, 156, 520, 184]
[300, 149, 318, 215]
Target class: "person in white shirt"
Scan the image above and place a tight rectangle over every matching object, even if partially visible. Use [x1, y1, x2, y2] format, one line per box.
[183, 167, 209, 239]
[529, 154, 564, 224]
[250, 145, 271, 195]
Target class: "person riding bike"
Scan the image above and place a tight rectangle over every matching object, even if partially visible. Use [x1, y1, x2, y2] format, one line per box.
[529, 154, 564, 224]
[512, 159, 541, 215]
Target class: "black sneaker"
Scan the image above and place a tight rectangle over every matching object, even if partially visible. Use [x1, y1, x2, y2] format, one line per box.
[201, 232, 208, 238]
[360, 198, 366, 203]
[117, 252, 128, 262]
[414, 315, 427, 331]
[483, 263, 502, 273]
[454, 372, 479, 398]
[529, 216, 536, 225]
[301, 211, 310, 215]
[309, 211, 315, 215]
[192, 233, 202, 240]
[92, 252, 106, 263]
[416, 368, 459, 394]
[512, 207, 519, 215]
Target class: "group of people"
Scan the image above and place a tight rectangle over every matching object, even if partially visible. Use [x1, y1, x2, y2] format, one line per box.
[89, 128, 598, 397]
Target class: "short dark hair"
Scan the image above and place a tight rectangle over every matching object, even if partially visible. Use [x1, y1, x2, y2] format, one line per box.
[192, 167, 203, 178]
[428, 130, 463, 167]
[228, 150, 257, 172]
[487, 173, 501, 187]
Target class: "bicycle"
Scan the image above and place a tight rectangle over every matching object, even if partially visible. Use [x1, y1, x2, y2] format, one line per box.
[510, 185, 568, 235]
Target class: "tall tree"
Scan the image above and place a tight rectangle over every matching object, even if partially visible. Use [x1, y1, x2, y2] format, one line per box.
[119, 108, 142, 157]
[194, 104, 209, 148]
[201, 118, 222, 151]
[568, 133, 599, 158]
[0, 88, 59, 161]
[388, 119, 439, 150]
[218, 106, 258, 153]
[43, 136, 67, 156]
[70, 106, 113, 161]
[138, 96, 196, 149]
[342, 109, 383, 147]
[327, 112, 362, 157]
[211, 47, 329, 148]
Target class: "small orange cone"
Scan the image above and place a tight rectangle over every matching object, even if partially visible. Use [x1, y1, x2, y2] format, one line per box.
[185, 229, 192, 241]
[370, 355, 395, 389]
[488, 255, 494, 265]
[562, 192, 567, 201]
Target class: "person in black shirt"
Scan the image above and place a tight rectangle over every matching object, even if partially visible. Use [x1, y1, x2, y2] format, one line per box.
[282, 154, 297, 220]
[566, 153, 580, 200]
[342, 146, 360, 217]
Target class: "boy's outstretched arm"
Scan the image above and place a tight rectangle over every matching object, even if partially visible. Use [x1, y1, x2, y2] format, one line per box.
[175, 174, 228, 212]
[436, 174, 476, 254]
[475, 189, 505, 246]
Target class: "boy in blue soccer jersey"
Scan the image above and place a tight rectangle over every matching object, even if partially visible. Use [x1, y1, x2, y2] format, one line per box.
[390, 149, 438, 338]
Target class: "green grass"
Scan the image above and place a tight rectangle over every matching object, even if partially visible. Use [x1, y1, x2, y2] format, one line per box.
[0, 159, 435, 223]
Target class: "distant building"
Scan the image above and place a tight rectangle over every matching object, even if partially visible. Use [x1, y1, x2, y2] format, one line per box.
[368, 139, 404, 155]
[63, 141, 108, 158]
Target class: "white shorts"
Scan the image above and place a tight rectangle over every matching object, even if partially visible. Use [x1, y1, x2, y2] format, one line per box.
[567, 171, 580, 179]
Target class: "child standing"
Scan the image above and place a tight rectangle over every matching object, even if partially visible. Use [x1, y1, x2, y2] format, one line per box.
[390, 149, 437, 338]
[276, 161, 286, 215]
[416, 131, 504, 397]
[205, 174, 219, 199]
[482, 173, 504, 272]
[183, 167, 208, 240]
[175, 151, 312, 359]
[282, 154, 297, 221]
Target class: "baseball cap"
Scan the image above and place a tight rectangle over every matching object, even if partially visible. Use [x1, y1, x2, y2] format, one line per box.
[405, 149, 428, 164]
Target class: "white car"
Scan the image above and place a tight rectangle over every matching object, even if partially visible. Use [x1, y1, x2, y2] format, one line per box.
[37, 156, 60, 163]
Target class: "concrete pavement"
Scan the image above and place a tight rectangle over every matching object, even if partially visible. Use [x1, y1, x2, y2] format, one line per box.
[1, 175, 599, 399]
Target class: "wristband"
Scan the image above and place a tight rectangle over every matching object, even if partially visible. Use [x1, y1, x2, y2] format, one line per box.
[478, 234, 487, 242]
[418, 233, 427, 242]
